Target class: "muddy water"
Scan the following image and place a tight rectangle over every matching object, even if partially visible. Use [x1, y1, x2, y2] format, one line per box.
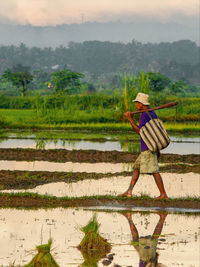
[0, 136, 199, 154]
[0, 160, 132, 172]
[0, 208, 199, 266]
[0, 139, 129, 151]
[2, 172, 200, 198]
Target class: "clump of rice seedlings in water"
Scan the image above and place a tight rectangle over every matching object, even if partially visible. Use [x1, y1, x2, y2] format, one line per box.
[78, 214, 111, 267]
[23, 239, 59, 267]
[80, 251, 101, 267]
[78, 214, 111, 251]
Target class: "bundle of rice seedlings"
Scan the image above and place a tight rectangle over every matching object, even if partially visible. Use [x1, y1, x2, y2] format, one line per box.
[23, 239, 59, 267]
[78, 214, 111, 267]
[80, 251, 99, 267]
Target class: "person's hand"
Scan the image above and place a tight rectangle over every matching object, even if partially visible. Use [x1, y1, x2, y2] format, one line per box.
[124, 111, 133, 121]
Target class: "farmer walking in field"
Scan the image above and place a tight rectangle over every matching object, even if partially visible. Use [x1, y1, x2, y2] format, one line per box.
[119, 92, 168, 199]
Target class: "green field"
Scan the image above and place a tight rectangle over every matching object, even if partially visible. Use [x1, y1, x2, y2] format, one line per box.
[0, 110, 199, 135]
[0, 95, 199, 134]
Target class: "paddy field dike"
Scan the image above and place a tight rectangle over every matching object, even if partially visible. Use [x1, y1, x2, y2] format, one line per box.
[0, 128, 199, 266]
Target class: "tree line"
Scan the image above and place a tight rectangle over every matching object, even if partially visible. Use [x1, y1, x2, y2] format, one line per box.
[1, 65, 85, 97]
[0, 40, 199, 85]
[0, 64, 197, 98]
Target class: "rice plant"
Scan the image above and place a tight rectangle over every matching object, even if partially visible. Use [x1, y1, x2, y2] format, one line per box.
[23, 239, 59, 267]
[78, 214, 111, 267]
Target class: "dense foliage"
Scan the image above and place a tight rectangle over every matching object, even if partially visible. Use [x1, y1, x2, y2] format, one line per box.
[0, 40, 199, 85]
[51, 69, 84, 93]
[2, 70, 33, 97]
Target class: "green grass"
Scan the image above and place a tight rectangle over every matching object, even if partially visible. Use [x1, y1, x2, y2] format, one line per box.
[0, 192, 199, 202]
[0, 95, 200, 124]
[164, 122, 200, 133]
[0, 106, 199, 134]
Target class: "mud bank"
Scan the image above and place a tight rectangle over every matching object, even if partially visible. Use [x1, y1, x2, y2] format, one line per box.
[0, 148, 199, 164]
[0, 166, 199, 190]
[0, 170, 130, 190]
[0, 193, 199, 210]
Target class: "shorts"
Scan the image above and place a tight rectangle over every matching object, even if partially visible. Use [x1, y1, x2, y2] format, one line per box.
[133, 150, 159, 174]
[134, 237, 158, 262]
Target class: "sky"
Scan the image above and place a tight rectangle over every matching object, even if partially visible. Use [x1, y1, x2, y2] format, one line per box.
[0, 0, 199, 26]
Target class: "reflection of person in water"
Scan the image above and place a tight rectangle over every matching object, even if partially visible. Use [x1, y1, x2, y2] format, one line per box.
[120, 211, 168, 267]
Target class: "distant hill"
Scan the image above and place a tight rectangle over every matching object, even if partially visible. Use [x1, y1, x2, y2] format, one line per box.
[0, 20, 198, 48]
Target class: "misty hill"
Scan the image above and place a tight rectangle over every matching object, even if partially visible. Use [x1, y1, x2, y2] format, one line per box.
[0, 20, 198, 48]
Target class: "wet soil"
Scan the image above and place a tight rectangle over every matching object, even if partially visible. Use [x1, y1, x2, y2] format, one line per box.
[0, 165, 199, 190]
[160, 164, 200, 173]
[0, 148, 199, 164]
[0, 148, 199, 209]
[0, 170, 130, 190]
[0, 194, 199, 210]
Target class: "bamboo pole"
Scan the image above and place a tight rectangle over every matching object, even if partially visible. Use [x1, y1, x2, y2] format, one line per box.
[130, 102, 178, 115]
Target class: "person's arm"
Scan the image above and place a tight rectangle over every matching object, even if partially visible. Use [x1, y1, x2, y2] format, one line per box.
[124, 111, 140, 134]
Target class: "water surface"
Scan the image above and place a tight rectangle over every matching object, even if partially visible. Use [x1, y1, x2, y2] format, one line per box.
[0, 160, 132, 173]
[0, 208, 199, 266]
[0, 137, 199, 154]
[2, 172, 199, 198]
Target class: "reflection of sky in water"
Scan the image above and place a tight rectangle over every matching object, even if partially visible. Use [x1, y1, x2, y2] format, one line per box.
[0, 137, 199, 154]
[2, 172, 200, 198]
[0, 139, 126, 151]
[0, 208, 199, 266]
[170, 136, 200, 142]
[161, 142, 200, 154]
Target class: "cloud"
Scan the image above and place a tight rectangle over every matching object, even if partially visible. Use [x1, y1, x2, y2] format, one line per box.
[0, 0, 199, 25]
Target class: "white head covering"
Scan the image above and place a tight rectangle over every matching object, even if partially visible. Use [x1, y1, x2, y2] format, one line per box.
[133, 92, 150, 105]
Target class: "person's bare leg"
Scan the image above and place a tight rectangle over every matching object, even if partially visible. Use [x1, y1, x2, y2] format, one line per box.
[152, 211, 168, 239]
[153, 173, 168, 199]
[119, 212, 139, 241]
[118, 170, 140, 197]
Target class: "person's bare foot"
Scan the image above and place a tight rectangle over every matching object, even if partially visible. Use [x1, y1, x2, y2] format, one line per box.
[156, 211, 168, 221]
[155, 195, 168, 200]
[118, 191, 132, 197]
[156, 210, 168, 217]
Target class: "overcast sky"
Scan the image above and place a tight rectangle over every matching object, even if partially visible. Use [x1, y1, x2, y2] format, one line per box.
[0, 0, 199, 26]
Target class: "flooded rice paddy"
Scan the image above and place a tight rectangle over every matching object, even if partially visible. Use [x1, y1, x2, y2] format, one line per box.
[0, 160, 132, 172]
[0, 208, 199, 266]
[2, 172, 200, 199]
[0, 136, 199, 154]
[0, 130, 199, 266]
